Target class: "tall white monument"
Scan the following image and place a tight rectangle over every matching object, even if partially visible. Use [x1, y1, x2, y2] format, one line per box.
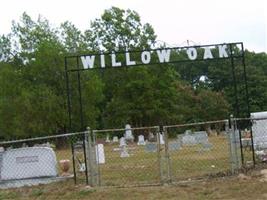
[125, 124, 134, 141]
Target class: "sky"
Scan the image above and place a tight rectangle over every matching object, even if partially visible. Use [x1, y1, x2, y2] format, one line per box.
[0, 0, 266, 52]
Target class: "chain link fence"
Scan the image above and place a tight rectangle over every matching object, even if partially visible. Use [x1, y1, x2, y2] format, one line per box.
[163, 120, 234, 183]
[1, 117, 267, 188]
[233, 115, 267, 166]
[90, 126, 161, 187]
[0, 132, 88, 189]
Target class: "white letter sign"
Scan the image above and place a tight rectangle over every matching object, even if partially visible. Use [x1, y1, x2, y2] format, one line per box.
[203, 47, 213, 59]
[157, 49, 171, 63]
[81, 56, 95, 69]
[218, 45, 228, 58]
[100, 54, 105, 68]
[77, 43, 236, 69]
[111, 53, 121, 67]
[126, 52, 136, 66]
[141, 51, 151, 64]
[187, 48, 197, 60]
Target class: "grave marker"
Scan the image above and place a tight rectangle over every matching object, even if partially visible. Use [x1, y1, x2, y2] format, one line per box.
[112, 136, 119, 143]
[0, 147, 57, 181]
[125, 124, 134, 141]
[137, 135, 146, 145]
[119, 137, 127, 147]
[145, 143, 157, 152]
[96, 144, 105, 164]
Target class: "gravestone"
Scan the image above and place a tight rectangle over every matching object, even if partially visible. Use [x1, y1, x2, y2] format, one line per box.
[148, 132, 156, 142]
[96, 144, 105, 164]
[112, 136, 119, 143]
[145, 143, 157, 152]
[0, 147, 3, 178]
[160, 134, 165, 145]
[120, 146, 130, 158]
[182, 130, 197, 145]
[168, 142, 181, 151]
[194, 131, 209, 144]
[0, 147, 57, 181]
[119, 137, 127, 147]
[105, 134, 111, 143]
[137, 135, 146, 145]
[199, 142, 213, 152]
[177, 134, 183, 142]
[125, 124, 134, 141]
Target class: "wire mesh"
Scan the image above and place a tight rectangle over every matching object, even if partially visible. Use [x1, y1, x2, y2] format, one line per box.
[0, 132, 88, 189]
[92, 126, 161, 187]
[164, 120, 232, 182]
[235, 116, 267, 165]
[2, 118, 267, 188]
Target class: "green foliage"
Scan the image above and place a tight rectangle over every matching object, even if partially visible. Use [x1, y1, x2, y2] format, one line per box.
[88, 6, 156, 51]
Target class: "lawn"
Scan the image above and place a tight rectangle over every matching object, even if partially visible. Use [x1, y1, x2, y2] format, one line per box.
[1, 172, 267, 200]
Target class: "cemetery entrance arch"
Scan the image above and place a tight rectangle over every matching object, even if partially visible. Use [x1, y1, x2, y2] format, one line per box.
[64, 42, 250, 132]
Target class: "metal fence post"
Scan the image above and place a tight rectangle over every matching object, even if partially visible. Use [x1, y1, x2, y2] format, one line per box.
[228, 116, 242, 173]
[163, 126, 171, 184]
[86, 127, 100, 186]
[156, 126, 163, 184]
[85, 127, 92, 186]
[92, 130, 100, 186]
[83, 131, 89, 185]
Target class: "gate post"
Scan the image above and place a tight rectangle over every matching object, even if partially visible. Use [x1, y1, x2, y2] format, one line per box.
[156, 125, 171, 185]
[156, 126, 163, 184]
[163, 126, 171, 184]
[85, 127, 99, 186]
[228, 116, 242, 173]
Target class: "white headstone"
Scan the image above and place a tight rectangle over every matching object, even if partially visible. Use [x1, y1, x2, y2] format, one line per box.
[160, 134, 165, 145]
[194, 131, 209, 144]
[120, 146, 129, 157]
[0, 147, 57, 181]
[182, 132, 197, 145]
[112, 136, 119, 143]
[96, 144, 105, 164]
[137, 135, 146, 145]
[168, 142, 181, 151]
[145, 143, 157, 152]
[251, 112, 267, 149]
[119, 137, 127, 147]
[148, 132, 155, 141]
[105, 134, 111, 143]
[125, 124, 134, 141]
[79, 163, 86, 172]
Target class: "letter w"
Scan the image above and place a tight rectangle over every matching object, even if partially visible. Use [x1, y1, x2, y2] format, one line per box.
[81, 56, 95, 69]
[156, 49, 171, 63]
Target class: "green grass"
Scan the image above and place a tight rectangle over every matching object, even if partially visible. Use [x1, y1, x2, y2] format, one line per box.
[1, 174, 267, 200]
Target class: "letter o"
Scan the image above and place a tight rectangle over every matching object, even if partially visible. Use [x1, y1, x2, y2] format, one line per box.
[141, 51, 151, 64]
[186, 48, 197, 60]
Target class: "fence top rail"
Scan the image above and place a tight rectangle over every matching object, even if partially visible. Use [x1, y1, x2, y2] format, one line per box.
[234, 117, 267, 121]
[92, 126, 159, 133]
[163, 119, 228, 129]
[0, 131, 85, 145]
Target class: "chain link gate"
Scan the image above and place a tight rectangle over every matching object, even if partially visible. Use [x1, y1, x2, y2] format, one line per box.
[83, 119, 252, 187]
[86, 126, 169, 187]
[163, 120, 238, 183]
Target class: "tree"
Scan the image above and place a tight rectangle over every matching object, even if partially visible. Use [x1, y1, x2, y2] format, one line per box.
[0, 13, 104, 139]
[87, 6, 156, 51]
